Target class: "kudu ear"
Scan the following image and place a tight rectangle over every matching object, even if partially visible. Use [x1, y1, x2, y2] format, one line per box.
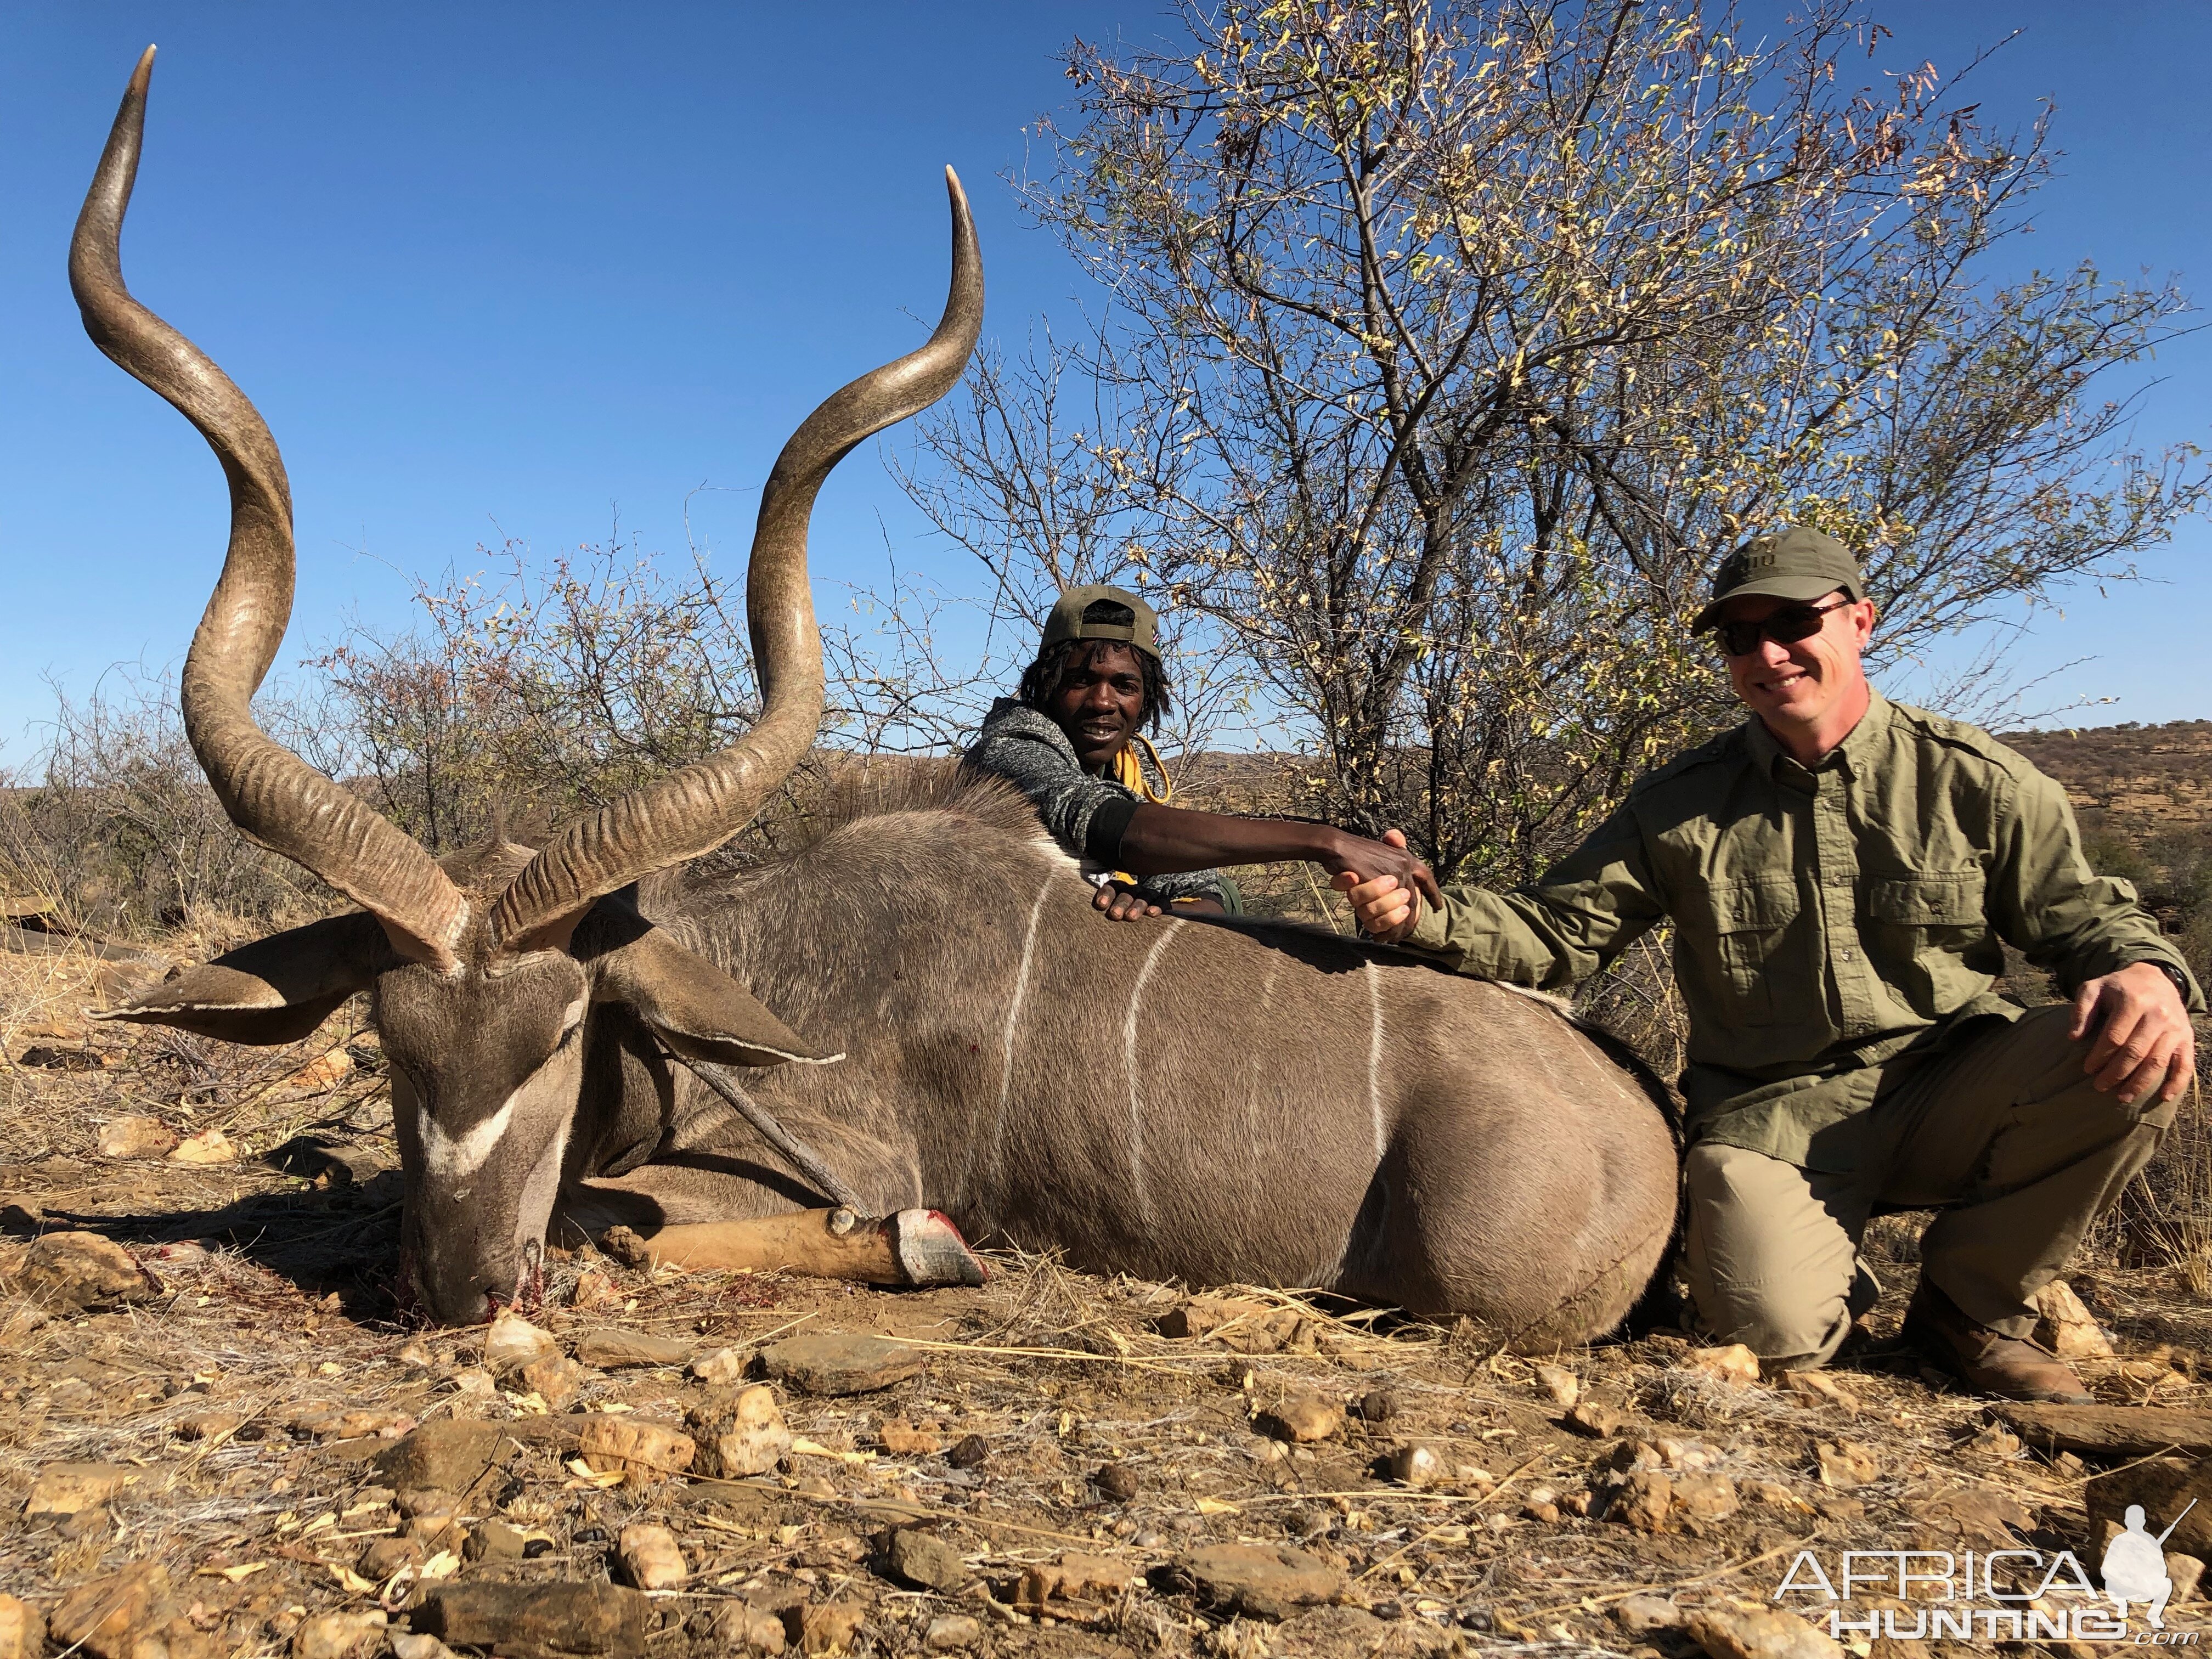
[92, 913, 390, 1045]
[578, 910, 837, 1068]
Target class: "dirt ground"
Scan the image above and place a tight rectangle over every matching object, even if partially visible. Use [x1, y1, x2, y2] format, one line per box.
[2, 943, 2210, 1659]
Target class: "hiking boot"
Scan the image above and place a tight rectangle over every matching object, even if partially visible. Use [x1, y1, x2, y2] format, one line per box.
[1901, 1279, 2092, 1404]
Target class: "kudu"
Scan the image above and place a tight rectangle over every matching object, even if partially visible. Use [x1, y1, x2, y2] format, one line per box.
[80, 52, 1679, 1340]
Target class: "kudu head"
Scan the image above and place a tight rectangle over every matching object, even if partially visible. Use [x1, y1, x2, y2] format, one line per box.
[75, 49, 983, 1324]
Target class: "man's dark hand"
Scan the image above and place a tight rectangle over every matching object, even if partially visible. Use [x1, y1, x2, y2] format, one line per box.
[1092, 881, 1165, 922]
[2071, 962, 2197, 1108]
[1331, 828, 1438, 943]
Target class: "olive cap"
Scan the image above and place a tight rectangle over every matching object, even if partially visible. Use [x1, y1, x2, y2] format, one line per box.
[1692, 527, 1867, 631]
[1042, 584, 1160, 663]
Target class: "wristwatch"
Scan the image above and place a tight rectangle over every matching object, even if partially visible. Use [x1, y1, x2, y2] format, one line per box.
[2150, 961, 2192, 1000]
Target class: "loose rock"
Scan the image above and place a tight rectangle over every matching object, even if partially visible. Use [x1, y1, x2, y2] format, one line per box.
[50, 1563, 200, 1659]
[921, 1616, 981, 1652]
[97, 1115, 178, 1159]
[618, 1523, 688, 1590]
[884, 1528, 970, 1593]
[465, 1519, 529, 1562]
[391, 1638, 459, 1659]
[690, 1346, 749, 1386]
[758, 1332, 924, 1395]
[482, 1310, 558, 1373]
[2035, 1278, 2118, 1359]
[1386, 1444, 1444, 1488]
[16, 1231, 152, 1312]
[1015, 1552, 1132, 1618]
[1613, 1593, 1683, 1634]
[687, 1384, 791, 1478]
[792, 1603, 864, 1658]
[1534, 1363, 1580, 1408]
[1177, 1544, 1341, 1621]
[1256, 1392, 1344, 1443]
[520, 1353, 589, 1411]
[292, 1611, 388, 1659]
[945, 1435, 988, 1469]
[571, 1269, 620, 1310]
[168, 1127, 239, 1165]
[1686, 1343, 1761, 1386]
[0, 1596, 46, 1659]
[23, 1462, 138, 1520]
[1564, 1401, 1624, 1437]
[1612, 1470, 1673, 1532]
[374, 1421, 506, 1496]
[1094, 1462, 1139, 1502]
[1672, 1471, 1740, 1523]
[576, 1328, 693, 1369]
[1816, 1440, 1881, 1489]
[877, 1417, 941, 1456]
[1685, 1605, 1845, 1659]
[577, 1417, 695, 1487]
[414, 1582, 649, 1659]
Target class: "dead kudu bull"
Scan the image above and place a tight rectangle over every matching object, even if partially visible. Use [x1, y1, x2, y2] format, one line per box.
[76, 52, 1678, 1338]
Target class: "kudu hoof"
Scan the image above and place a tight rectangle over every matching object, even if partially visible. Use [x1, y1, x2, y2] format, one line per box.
[888, 1209, 988, 1288]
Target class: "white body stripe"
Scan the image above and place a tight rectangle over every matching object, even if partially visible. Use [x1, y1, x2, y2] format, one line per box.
[972, 872, 1056, 1198]
[1124, 919, 1183, 1228]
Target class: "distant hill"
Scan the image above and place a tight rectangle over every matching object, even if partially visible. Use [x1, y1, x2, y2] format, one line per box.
[2000, 720, 2212, 842]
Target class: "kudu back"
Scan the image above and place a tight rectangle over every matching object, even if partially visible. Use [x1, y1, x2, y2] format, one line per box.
[77, 52, 1678, 1340]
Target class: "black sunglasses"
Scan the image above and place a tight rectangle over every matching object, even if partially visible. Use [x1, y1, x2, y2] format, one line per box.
[1712, 595, 1853, 658]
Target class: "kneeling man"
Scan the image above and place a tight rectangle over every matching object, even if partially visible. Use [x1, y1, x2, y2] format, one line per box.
[1343, 528, 2198, 1401]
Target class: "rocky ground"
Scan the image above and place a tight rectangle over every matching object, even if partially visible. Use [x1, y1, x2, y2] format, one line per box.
[2, 947, 2211, 1659]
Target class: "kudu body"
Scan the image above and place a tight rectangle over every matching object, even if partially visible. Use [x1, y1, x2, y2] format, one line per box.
[79, 53, 1678, 1339]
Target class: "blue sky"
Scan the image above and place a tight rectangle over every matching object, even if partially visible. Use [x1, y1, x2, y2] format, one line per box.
[3, 2, 2207, 764]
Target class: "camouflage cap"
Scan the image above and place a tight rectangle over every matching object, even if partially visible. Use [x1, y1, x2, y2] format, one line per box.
[1042, 584, 1161, 663]
[1691, 527, 1867, 631]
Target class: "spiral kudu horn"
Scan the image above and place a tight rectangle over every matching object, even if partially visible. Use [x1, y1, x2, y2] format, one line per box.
[72, 49, 467, 968]
[490, 169, 984, 952]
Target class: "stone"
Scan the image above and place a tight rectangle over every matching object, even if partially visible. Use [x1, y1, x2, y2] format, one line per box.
[758, 1332, 924, 1395]
[687, 1384, 791, 1478]
[690, 1346, 749, 1386]
[708, 1607, 786, 1655]
[174, 1410, 244, 1443]
[1176, 1544, 1342, 1621]
[1613, 1593, 1683, 1634]
[575, 1328, 693, 1369]
[618, 1523, 688, 1590]
[1965, 1421, 2021, 1457]
[1156, 1295, 1304, 1353]
[577, 1417, 695, 1487]
[51, 1563, 198, 1659]
[1386, 1444, 1444, 1488]
[18, 1231, 151, 1312]
[98, 1115, 179, 1159]
[2085, 1456, 2212, 1558]
[465, 1520, 529, 1562]
[359, 1536, 426, 1578]
[1685, 1605, 1846, 1659]
[1534, 1363, 1579, 1408]
[2035, 1278, 2118, 1359]
[374, 1421, 507, 1495]
[945, 1434, 987, 1469]
[1564, 1401, 1624, 1437]
[1686, 1343, 1761, 1386]
[1015, 1553, 1132, 1619]
[413, 1582, 650, 1659]
[1816, 1440, 1881, 1488]
[1094, 1462, 1139, 1502]
[1256, 1392, 1345, 1443]
[1672, 1471, 1739, 1523]
[1353, 1387, 1398, 1423]
[329, 1409, 416, 1441]
[293, 1611, 388, 1659]
[1612, 1470, 1673, 1532]
[792, 1603, 864, 1658]
[520, 1354, 589, 1411]
[482, 1310, 558, 1373]
[391, 1639, 458, 1659]
[884, 1528, 970, 1593]
[0, 1596, 46, 1659]
[571, 1269, 619, 1310]
[921, 1616, 981, 1652]
[168, 1127, 239, 1165]
[1992, 1402, 2212, 1459]
[24, 1461, 138, 1519]
[877, 1418, 941, 1456]
[1780, 1369, 1860, 1413]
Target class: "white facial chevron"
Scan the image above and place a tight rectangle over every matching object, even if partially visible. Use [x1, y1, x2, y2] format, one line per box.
[420, 1094, 517, 1181]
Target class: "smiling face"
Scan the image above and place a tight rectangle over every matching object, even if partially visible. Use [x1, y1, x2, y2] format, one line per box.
[1718, 588, 1878, 763]
[1047, 641, 1148, 772]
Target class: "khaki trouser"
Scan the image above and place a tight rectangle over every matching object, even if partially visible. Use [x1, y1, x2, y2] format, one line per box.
[1682, 1004, 2176, 1367]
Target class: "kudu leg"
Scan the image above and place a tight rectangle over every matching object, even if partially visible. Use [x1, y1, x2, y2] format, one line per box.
[612, 1207, 985, 1288]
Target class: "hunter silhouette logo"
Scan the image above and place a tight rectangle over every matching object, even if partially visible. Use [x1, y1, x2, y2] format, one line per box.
[2103, 1500, 2196, 1632]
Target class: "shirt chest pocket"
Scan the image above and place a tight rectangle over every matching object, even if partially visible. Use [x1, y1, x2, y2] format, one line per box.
[1864, 870, 1986, 932]
[1863, 870, 1991, 990]
[1709, 877, 1801, 1024]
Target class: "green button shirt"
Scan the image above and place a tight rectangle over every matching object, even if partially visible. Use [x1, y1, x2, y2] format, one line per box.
[1404, 693, 2203, 1172]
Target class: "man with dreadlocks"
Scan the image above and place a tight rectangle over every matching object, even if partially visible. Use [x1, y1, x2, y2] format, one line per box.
[964, 586, 1437, 921]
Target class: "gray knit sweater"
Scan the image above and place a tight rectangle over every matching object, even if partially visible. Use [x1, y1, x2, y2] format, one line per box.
[962, 698, 1233, 909]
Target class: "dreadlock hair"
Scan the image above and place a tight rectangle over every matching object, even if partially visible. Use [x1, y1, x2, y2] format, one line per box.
[1018, 603, 1173, 732]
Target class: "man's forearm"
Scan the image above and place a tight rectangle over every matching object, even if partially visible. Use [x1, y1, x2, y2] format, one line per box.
[1113, 803, 1341, 876]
